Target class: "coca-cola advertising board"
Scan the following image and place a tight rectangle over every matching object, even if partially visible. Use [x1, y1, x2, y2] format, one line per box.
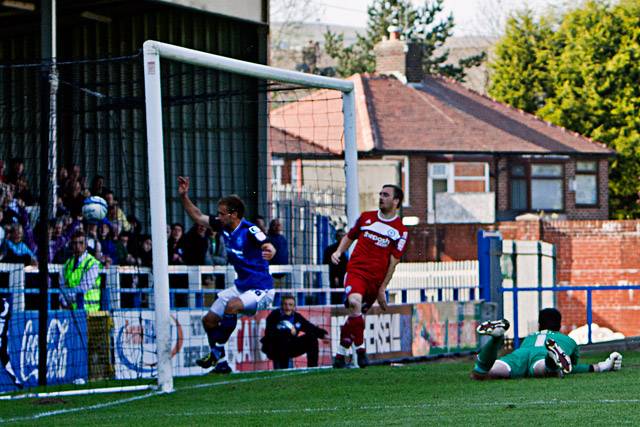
[0, 311, 88, 392]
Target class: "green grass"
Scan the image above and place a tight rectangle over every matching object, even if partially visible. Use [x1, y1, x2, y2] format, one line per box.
[2, 352, 639, 426]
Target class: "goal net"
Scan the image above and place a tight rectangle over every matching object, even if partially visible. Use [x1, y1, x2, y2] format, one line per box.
[0, 42, 358, 396]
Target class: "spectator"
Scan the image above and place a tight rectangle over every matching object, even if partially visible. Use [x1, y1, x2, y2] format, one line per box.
[323, 229, 348, 304]
[0, 223, 37, 266]
[5, 158, 25, 186]
[0, 185, 19, 226]
[181, 224, 210, 265]
[63, 180, 85, 218]
[268, 218, 289, 284]
[137, 235, 153, 268]
[127, 214, 143, 251]
[104, 191, 131, 232]
[85, 222, 102, 259]
[115, 231, 137, 265]
[0, 159, 5, 183]
[204, 228, 226, 289]
[205, 229, 227, 266]
[49, 218, 80, 263]
[254, 215, 267, 233]
[98, 222, 117, 267]
[89, 175, 110, 199]
[69, 164, 85, 189]
[14, 176, 34, 206]
[55, 195, 69, 218]
[268, 219, 289, 265]
[59, 230, 103, 312]
[260, 295, 328, 369]
[56, 167, 69, 198]
[167, 222, 184, 265]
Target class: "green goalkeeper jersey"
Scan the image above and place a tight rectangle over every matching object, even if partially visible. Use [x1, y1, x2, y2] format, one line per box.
[519, 330, 590, 372]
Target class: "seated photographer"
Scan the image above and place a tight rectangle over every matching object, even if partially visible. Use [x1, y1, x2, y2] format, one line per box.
[261, 295, 328, 370]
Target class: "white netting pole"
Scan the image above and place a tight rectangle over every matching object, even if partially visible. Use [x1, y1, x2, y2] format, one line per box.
[342, 89, 360, 228]
[143, 41, 173, 394]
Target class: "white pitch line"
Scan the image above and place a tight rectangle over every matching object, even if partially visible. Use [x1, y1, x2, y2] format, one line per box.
[132, 398, 640, 419]
[0, 370, 313, 424]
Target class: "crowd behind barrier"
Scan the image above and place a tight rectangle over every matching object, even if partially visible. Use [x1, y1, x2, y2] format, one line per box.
[0, 262, 481, 312]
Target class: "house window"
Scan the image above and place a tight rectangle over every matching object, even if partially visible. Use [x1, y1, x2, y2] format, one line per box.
[531, 164, 563, 210]
[510, 165, 527, 210]
[271, 158, 284, 185]
[428, 162, 489, 222]
[510, 163, 564, 211]
[575, 161, 598, 206]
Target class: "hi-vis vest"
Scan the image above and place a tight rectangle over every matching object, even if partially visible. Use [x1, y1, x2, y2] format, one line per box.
[63, 254, 102, 312]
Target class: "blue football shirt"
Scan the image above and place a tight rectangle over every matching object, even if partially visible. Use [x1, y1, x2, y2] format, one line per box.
[209, 217, 273, 292]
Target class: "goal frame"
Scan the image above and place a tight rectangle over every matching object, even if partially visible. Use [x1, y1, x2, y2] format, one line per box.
[142, 40, 359, 393]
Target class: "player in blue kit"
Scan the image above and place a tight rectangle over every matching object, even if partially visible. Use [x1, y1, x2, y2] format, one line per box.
[178, 176, 276, 374]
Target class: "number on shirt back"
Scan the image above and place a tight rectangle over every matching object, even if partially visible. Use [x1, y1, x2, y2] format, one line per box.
[534, 333, 547, 347]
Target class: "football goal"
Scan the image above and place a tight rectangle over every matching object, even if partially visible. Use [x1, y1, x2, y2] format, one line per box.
[142, 40, 359, 393]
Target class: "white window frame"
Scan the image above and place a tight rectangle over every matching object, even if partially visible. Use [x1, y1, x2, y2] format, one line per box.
[271, 158, 284, 185]
[427, 162, 490, 223]
[427, 163, 454, 223]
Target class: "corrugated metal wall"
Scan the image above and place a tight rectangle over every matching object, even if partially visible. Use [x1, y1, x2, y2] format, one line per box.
[0, 2, 266, 229]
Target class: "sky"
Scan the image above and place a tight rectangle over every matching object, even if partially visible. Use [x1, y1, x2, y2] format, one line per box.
[273, 0, 572, 36]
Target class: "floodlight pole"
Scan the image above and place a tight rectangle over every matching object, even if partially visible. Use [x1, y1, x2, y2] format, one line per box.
[142, 43, 174, 394]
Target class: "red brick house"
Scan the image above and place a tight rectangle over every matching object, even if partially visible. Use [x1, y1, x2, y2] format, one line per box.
[269, 34, 615, 260]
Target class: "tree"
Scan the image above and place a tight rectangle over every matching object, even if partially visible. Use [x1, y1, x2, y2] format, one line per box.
[324, 0, 485, 80]
[487, 10, 555, 113]
[489, 0, 640, 218]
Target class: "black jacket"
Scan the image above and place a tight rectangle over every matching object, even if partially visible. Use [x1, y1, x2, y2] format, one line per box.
[261, 309, 327, 355]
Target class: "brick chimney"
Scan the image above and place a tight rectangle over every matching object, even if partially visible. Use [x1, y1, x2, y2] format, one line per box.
[373, 25, 424, 83]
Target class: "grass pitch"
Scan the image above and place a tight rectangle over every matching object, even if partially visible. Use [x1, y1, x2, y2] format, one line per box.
[1, 351, 639, 426]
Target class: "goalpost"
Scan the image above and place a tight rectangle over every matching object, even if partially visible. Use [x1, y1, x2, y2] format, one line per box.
[142, 40, 360, 393]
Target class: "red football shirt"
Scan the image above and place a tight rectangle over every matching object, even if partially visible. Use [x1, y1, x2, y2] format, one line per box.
[346, 210, 408, 283]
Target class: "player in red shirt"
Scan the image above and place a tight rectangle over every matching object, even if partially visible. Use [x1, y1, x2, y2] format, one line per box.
[331, 184, 408, 368]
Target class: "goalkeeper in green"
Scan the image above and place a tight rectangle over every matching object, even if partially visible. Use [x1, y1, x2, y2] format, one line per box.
[471, 308, 622, 379]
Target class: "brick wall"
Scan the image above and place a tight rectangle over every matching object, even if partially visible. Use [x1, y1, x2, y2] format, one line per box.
[503, 219, 640, 337]
[561, 158, 609, 219]
[405, 223, 495, 262]
[404, 219, 640, 335]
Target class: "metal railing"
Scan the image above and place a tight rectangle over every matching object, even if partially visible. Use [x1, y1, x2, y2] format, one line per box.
[0, 261, 481, 310]
[502, 284, 640, 347]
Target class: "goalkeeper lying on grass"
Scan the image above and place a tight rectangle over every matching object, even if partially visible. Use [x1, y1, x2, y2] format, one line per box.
[471, 308, 622, 379]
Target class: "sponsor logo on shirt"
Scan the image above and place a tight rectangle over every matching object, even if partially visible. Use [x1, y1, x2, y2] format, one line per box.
[363, 231, 390, 248]
[361, 222, 400, 240]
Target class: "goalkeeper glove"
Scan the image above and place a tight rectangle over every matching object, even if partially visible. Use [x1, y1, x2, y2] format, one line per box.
[594, 352, 623, 372]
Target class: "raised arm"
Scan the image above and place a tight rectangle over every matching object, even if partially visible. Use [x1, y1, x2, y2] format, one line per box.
[177, 176, 210, 227]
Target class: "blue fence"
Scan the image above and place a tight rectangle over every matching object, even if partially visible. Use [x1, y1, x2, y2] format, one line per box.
[503, 285, 640, 347]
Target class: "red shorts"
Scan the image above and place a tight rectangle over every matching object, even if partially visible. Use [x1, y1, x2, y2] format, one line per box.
[344, 272, 380, 313]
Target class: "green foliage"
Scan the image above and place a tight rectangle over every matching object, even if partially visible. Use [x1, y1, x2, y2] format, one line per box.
[489, 0, 640, 218]
[323, 0, 485, 80]
[488, 9, 555, 113]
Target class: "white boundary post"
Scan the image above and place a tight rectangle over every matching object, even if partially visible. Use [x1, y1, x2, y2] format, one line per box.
[342, 90, 360, 227]
[142, 40, 359, 392]
[143, 42, 173, 393]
